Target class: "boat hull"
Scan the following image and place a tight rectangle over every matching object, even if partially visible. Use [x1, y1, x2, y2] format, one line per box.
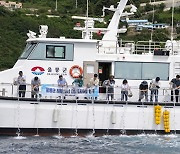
[0, 96, 179, 136]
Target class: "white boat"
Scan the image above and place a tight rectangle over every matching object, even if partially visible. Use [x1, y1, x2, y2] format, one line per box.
[0, 0, 180, 136]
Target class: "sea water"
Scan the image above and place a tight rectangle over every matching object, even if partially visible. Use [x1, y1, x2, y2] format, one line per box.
[0, 134, 179, 154]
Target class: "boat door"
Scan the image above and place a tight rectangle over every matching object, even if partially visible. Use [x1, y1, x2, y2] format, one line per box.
[83, 61, 98, 86]
[98, 62, 111, 86]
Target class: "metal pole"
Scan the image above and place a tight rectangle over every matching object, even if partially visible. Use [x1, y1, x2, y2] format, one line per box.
[171, 0, 175, 41]
[76, 0, 77, 9]
[55, 0, 57, 11]
[85, 0, 89, 39]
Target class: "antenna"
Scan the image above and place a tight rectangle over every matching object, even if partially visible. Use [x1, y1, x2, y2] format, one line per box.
[171, 0, 175, 41]
[150, 0, 155, 42]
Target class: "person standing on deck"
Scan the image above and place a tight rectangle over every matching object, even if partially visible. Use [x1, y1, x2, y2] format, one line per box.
[149, 77, 161, 102]
[57, 75, 68, 99]
[103, 75, 115, 100]
[120, 79, 130, 101]
[72, 75, 84, 99]
[89, 74, 99, 87]
[88, 74, 99, 100]
[170, 75, 180, 103]
[31, 76, 41, 98]
[138, 81, 148, 102]
[17, 71, 26, 97]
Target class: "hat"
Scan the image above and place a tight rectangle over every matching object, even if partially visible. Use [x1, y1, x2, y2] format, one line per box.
[141, 81, 148, 85]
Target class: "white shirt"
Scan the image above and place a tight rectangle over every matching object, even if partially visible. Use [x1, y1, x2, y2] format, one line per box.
[89, 77, 99, 87]
[121, 84, 130, 91]
[150, 79, 160, 89]
[17, 75, 26, 85]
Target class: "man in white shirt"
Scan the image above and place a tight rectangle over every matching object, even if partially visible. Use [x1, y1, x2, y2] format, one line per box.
[89, 74, 99, 87]
[17, 71, 26, 97]
[149, 77, 160, 102]
[88, 74, 99, 100]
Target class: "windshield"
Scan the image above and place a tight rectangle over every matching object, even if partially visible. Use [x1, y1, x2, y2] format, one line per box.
[19, 42, 37, 59]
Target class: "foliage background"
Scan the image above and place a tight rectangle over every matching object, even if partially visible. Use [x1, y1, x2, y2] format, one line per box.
[0, 0, 180, 70]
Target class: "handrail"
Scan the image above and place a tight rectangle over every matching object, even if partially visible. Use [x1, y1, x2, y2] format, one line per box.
[0, 82, 179, 103]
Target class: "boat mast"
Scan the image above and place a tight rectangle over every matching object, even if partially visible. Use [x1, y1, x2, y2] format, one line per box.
[102, 0, 128, 42]
[85, 0, 89, 39]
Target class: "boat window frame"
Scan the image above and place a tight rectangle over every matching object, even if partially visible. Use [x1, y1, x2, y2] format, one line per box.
[19, 42, 37, 59]
[114, 61, 169, 81]
[46, 45, 66, 59]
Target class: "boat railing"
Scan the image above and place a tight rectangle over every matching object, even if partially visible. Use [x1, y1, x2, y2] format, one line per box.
[97, 40, 172, 55]
[0, 83, 179, 103]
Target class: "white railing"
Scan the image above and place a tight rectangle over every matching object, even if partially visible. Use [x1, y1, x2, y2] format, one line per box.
[97, 40, 175, 55]
[0, 83, 179, 103]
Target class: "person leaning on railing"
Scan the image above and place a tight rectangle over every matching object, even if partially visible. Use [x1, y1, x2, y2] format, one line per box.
[103, 75, 115, 100]
[57, 75, 68, 87]
[72, 75, 84, 99]
[138, 81, 148, 102]
[149, 77, 161, 102]
[72, 75, 83, 87]
[169, 75, 180, 103]
[31, 76, 41, 98]
[57, 75, 68, 99]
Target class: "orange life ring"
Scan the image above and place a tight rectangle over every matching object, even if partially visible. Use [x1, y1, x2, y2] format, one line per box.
[69, 65, 83, 78]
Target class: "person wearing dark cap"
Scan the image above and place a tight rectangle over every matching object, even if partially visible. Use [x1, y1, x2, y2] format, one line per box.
[72, 75, 83, 87]
[170, 75, 180, 102]
[31, 76, 41, 98]
[17, 71, 26, 97]
[149, 77, 160, 102]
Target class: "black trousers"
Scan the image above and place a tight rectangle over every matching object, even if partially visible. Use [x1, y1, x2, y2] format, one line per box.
[171, 89, 179, 103]
[19, 85, 26, 97]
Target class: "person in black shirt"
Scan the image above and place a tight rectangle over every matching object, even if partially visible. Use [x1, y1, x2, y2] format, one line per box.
[138, 81, 148, 102]
[170, 75, 180, 103]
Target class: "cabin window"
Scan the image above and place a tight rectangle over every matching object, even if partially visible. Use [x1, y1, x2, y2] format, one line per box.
[46, 46, 65, 58]
[27, 43, 74, 61]
[142, 63, 169, 80]
[20, 43, 37, 59]
[115, 62, 169, 80]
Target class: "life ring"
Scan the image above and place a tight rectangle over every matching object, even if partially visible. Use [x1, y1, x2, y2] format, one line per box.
[69, 65, 83, 78]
